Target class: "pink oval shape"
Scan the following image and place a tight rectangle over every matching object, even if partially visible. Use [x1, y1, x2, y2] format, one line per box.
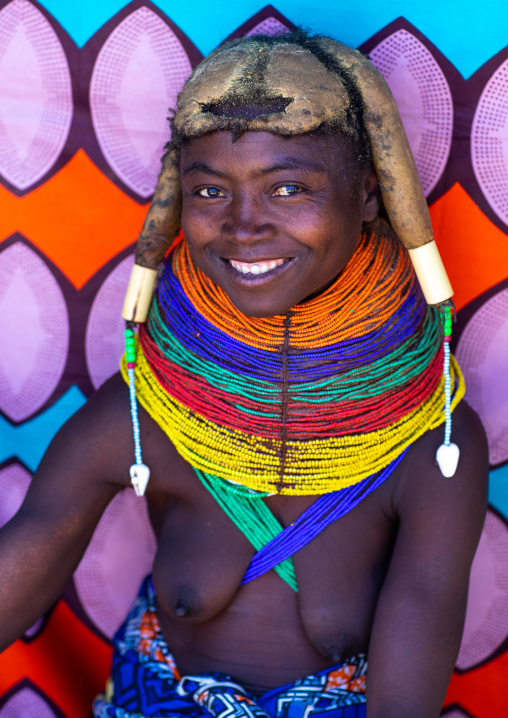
[369, 29, 453, 196]
[0, 0, 72, 191]
[74, 488, 156, 639]
[247, 17, 290, 37]
[0, 462, 46, 640]
[455, 286, 508, 465]
[472, 57, 508, 226]
[0, 686, 57, 718]
[86, 255, 133, 389]
[0, 462, 31, 528]
[0, 242, 69, 421]
[90, 6, 193, 198]
[456, 509, 508, 669]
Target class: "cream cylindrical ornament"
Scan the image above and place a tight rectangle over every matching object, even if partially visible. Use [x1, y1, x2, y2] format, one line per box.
[408, 242, 453, 306]
[121, 264, 158, 323]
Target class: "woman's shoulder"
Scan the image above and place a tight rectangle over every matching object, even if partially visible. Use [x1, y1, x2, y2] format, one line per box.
[392, 399, 489, 524]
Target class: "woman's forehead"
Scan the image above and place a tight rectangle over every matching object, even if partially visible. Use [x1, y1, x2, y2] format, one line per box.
[180, 130, 361, 171]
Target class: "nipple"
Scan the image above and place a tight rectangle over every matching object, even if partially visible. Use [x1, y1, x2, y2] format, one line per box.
[173, 586, 201, 619]
[175, 601, 190, 618]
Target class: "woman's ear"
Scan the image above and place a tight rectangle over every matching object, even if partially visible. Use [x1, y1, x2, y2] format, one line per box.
[362, 170, 379, 222]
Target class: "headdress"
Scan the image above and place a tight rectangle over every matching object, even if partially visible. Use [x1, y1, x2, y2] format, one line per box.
[122, 33, 453, 322]
[121, 33, 461, 498]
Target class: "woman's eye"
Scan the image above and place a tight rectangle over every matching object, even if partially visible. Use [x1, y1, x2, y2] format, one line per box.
[272, 185, 303, 196]
[198, 187, 224, 198]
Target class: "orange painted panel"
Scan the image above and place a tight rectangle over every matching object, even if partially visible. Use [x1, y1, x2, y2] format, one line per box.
[430, 183, 508, 311]
[0, 601, 112, 718]
[444, 651, 508, 718]
[0, 151, 148, 289]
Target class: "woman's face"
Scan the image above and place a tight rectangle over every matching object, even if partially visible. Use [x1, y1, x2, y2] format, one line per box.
[180, 130, 378, 318]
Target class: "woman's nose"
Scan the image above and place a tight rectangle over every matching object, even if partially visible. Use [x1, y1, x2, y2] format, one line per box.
[221, 192, 275, 243]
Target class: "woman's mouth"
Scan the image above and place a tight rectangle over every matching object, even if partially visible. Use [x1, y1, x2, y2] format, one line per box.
[228, 258, 288, 276]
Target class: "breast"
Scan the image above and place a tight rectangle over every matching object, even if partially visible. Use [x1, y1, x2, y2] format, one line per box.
[146, 448, 398, 677]
[294, 497, 397, 661]
[151, 489, 257, 623]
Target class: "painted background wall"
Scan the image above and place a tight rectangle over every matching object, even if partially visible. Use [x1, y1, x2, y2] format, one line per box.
[0, 1, 507, 716]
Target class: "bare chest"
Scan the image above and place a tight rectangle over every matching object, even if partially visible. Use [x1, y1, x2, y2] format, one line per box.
[143, 441, 398, 679]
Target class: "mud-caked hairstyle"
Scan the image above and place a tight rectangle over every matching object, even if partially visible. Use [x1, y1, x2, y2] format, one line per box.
[121, 31, 453, 322]
[168, 30, 371, 163]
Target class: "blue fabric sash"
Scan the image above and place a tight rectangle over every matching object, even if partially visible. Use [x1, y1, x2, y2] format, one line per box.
[93, 578, 367, 718]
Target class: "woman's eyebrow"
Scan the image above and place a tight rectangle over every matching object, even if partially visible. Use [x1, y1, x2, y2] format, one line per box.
[183, 161, 227, 177]
[182, 157, 326, 178]
[259, 157, 326, 175]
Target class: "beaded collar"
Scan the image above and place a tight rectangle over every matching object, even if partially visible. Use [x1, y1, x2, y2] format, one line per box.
[121, 218, 464, 497]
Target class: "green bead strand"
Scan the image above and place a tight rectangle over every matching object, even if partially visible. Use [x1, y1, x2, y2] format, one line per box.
[195, 468, 298, 591]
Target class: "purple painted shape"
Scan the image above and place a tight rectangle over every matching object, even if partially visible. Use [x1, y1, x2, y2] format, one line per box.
[441, 711, 469, 718]
[90, 6, 193, 198]
[246, 17, 289, 37]
[23, 617, 44, 639]
[0, 462, 31, 528]
[0, 0, 72, 191]
[472, 57, 508, 226]
[455, 287, 508, 466]
[369, 29, 453, 196]
[456, 509, 508, 670]
[0, 686, 57, 718]
[86, 255, 133, 389]
[0, 463, 49, 641]
[0, 242, 69, 422]
[74, 488, 156, 639]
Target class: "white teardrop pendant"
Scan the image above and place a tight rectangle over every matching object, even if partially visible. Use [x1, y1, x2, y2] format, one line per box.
[130, 463, 151, 496]
[436, 443, 460, 478]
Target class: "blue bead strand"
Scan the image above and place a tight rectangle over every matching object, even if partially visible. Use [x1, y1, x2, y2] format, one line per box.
[443, 340, 452, 447]
[128, 365, 143, 466]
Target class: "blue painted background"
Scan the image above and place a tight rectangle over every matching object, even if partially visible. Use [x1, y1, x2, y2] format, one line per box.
[39, 0, 508, 78]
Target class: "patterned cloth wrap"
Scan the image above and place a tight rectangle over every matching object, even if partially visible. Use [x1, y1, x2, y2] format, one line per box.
[93, 577, 367, 718]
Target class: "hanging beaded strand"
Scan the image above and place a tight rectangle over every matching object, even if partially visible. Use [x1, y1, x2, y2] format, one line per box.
[436, 304, 460, 477]
[443, 307, 452, 446]
[125, 323, 151, 496]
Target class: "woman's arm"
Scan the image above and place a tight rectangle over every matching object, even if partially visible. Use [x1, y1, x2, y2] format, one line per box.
[0, 376, 132, 651]
[366, 402, 489, 718]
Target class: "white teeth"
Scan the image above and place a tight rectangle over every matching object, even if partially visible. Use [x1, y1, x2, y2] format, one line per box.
[229, 258, 286, 276]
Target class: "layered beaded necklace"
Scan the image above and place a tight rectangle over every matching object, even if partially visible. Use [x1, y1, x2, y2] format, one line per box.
[121, 219, 464, 588]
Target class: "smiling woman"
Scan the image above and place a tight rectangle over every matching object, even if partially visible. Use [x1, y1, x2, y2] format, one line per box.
[0, 28, 489, 718]
[179, 131, 378, 317]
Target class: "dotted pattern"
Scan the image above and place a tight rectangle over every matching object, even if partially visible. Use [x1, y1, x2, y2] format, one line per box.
[85, 255, 133, 390]
[0, 0, 72, 190]
[455, 286, 508, 465]
[369, 29, 453, 197]
[472, 58, 508, 226]
[0, 686, 57, 718]
[0, 461, 47, 641]
[247, 17, 289, 37]
[0, 462, 31, 528]
[73, 488, 156, 639]
[0, 6, 506, 707]
[0, 242, 69, 422]
[456, 510, 508, 670]
[90, 6, 193, 198]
